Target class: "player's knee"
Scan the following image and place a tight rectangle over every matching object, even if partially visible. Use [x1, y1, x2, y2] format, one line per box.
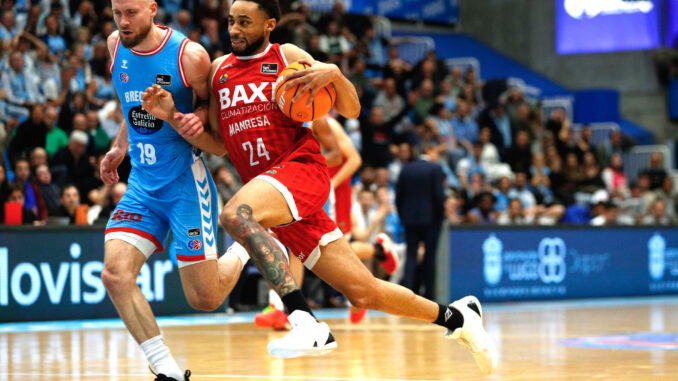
[186, 292, 222, 311]
[101, 262, 136, 294]
[219, 204, 238, 233]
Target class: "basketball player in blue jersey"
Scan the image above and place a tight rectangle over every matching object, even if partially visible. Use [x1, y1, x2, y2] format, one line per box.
[99, 1, 325, 380]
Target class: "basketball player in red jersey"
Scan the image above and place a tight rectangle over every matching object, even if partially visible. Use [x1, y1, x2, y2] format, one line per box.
[142, 0, 497, 373]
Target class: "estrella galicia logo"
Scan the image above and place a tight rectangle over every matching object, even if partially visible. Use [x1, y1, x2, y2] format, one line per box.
[155, 74, 171, 86]
[483, 234, 503, 286]
[128, 105, 163, 135]
[648, 233, 666, 281]
[119, 72, 129, 83]
[261, 63, 278, 74]
[538, 238, 567, 284]
[187, 239, 202, 251]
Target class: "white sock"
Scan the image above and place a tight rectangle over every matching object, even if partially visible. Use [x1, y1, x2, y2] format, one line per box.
[269, 289, 284, 310]
[140, 335, 184, 380]
[226, 242, 249, 267]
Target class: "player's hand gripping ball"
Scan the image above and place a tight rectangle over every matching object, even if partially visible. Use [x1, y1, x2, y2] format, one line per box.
[274, 61, 336, 122]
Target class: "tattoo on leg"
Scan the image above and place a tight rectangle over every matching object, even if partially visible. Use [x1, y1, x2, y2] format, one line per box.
[231, 204, 297, 295]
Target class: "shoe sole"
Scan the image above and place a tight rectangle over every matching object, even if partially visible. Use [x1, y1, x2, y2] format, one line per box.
[268, 341, 338, 358]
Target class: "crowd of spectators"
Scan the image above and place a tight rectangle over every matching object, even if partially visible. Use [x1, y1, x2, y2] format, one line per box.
[0, 0, 675, 234]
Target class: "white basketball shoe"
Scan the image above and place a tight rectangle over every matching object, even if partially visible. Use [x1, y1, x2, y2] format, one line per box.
[267, 310, 337, 358]
[446, 296, 498, 374]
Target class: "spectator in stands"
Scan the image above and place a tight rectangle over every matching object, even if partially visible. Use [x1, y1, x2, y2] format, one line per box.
[348, 58, 376, 104]
[493, 175, 513, 212]
[530, 152, 553, 204]
[29, 146, 47, 170]
[617, 182, 646, 223]
[444, 194, 465, 225]
[456, 142, 487, 188]
[574, 126, 595, 160]
[70, 0, 97, 35]
[99, 101, 122, 140]
[12, 157, 47, 221]
[413, 79, 435, 124]
[591, 201, 623, 226]
[511, 172, 537, 213]
[497, 198, 529, 225]
[39, 14, 67, 58]
[200, 18, 226, 58]
[34, 163, 59, 211]
[86, 109, 110, 155]
[8, 104, 47, 162]
[387, 141, 413, 186]
[602, 153, 629, 198]
[636, 173, 657, 214]
[505, 87, 527, 122]
[0, 9, 19, 40]
[306, 34, 328, 62]
[44, 105, 68, 158]
[596, 130, 634, 166]
[563, 152, 585, 192]
[67, 46, 92, 94]
[319, 20, 351, 59]
[411, 59, 441, 94]
[654, 176, 676, 219]
[383, 46, 411, 96]
[511, 103, 531, 138]
[2, 50, 43, 118]
[360, 26, 388, 69]
[396, 142, 445, 299]
[4, 182, 38, 224]
[444, 66, 464, 98]
[642, 152, 668, 190]
[214, 165, 242, 205]
[50, 130, 96, 200]
[359, 94, 414, 167]
[642, 198, 674, 225]
[545, 108, 567, 137]
[88, 181, 127, 224]
[168, 9, 192, 37]
[478, 101, 511, 155]
[372, 77, 404, 122]
[478, 126, 500, 173]
[579, 151, 605, 193]
[49, 183, 79, 223]
[88, 62, 115, 108]
[58, 91, 88, 134]
[467, 191, 496, 225]
[505, 129, 532, 173]
[451, 98, 478, 158]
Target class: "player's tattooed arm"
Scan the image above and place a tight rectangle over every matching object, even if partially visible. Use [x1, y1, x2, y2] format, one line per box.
[230, 204, 297, 296]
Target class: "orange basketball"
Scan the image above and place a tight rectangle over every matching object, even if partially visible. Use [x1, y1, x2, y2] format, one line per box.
[274, 61, 336, 122]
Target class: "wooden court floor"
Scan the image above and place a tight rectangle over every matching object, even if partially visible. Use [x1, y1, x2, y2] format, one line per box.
[2, 297, 678, 380]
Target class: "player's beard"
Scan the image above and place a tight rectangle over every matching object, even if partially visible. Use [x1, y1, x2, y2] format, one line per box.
[232, 34, 265, 57]
[120, 21, 153, 49]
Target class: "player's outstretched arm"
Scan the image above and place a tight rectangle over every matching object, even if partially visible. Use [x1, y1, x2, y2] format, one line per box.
[141, 85, 227, 156]
[281, 44, 360, 119]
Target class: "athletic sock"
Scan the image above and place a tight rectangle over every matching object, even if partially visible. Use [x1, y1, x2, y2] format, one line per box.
[373, 242, 386, 261]
[269, 289, 284, 310]
[433, 304, 464, 331]
[140, 335, 184, 380]
[281, 289, 316, 319]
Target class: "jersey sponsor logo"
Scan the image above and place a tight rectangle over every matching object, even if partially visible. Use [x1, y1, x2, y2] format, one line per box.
[188, 228, 201, 237]
[121, 59, 129, 69]
[156, 74, 172, 86]
[111, 209, 143, 222]
[128, 105, 163, 135]
[220, 102, 277, 120]
[261, 63, 278, 74]
[266, 169, 277, 175]
[187, 239, 202, 250]
[119, 72, 129, 83]
[218, 72, 228, 84]
[228, 115, 271, 136]
[218, 82, 275, 109]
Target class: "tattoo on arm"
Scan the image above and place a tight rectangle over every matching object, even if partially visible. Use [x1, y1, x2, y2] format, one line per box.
[232, 204, 297, 296]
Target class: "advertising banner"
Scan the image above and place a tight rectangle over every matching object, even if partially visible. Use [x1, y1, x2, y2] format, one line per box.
[556, 0, 662, 54]
[304, 0, 460, 24]
[0, 228, 231, 322]
[449, 227, 678, 302]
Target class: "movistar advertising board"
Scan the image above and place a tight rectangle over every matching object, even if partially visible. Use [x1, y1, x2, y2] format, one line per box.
[449, 228, 678, 302]
[0, 228, 230, 322]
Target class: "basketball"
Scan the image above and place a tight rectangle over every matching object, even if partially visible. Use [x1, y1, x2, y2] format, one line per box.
[274, 61, 336, 122]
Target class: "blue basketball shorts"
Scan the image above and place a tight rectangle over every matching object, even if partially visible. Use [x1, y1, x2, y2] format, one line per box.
[105, 158, 219, 267]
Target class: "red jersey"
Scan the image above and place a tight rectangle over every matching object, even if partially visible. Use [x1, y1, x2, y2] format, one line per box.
[211, 44, 324, 183]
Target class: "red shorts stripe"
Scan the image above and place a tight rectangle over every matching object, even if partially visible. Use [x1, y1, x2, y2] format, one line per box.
[105, 227, 165, 252]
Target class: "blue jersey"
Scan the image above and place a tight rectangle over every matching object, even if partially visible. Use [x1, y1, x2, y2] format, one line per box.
[111, 26, 196, 191]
